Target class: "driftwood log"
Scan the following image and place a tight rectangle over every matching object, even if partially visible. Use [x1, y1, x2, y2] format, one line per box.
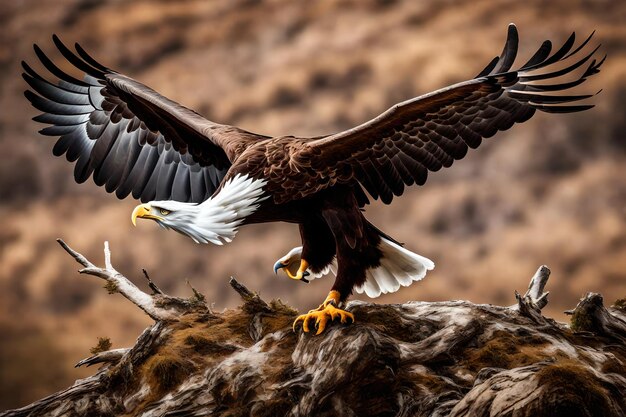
[1, 241, 625, 417]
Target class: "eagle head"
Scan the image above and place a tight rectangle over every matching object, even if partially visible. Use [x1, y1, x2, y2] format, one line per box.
[131, 201, 207, 243]
[131, 174, 268, 246]
[130, 197, 246, 246]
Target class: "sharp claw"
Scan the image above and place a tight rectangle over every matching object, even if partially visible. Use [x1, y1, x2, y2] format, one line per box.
[346, 312, 355, 324]
[303, 271, 310, 277]
[292, 303, 355, 335]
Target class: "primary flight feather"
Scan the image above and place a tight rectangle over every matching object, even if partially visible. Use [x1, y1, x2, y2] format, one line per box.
[24, 24, 603, 334]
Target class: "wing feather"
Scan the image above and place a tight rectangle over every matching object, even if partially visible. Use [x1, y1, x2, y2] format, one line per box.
[273, 25, 603, 205]
[24, 36, 269, 203]
[519, 40, 552, 70]
[491, 23, 519, 74]
[171, 164, 192, 202]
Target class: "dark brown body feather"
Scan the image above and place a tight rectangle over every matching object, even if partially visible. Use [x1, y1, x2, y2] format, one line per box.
[24, 25, 603, 302]
[243, 185, 381, 299]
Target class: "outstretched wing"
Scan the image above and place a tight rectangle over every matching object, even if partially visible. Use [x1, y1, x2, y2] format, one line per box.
[23, 36, 268, 203]
[279, 24, 604, 205]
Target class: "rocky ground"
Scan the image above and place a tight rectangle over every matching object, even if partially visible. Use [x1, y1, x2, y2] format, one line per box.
[1, 0, 625, 408]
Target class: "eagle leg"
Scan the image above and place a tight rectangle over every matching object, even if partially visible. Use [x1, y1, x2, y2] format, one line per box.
[307, 290, 340, 313]
[293, 291, 355, 335]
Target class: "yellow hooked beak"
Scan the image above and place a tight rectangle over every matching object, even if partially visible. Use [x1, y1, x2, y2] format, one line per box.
[131, 204, 162, 226]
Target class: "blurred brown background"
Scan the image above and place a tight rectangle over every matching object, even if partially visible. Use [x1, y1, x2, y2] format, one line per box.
[1, 0, 625, 410]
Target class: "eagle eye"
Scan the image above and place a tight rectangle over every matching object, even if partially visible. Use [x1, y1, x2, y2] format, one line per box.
[159, 208, 171, 216]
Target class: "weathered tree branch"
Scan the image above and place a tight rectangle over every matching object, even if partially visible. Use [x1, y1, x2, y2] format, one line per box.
[58, 239, 175, 321]
[75, 348, 130, 368]
[3, 246, 625, 417]
[523, 265, 550, 309]
[511, 265, 551, 322]
[229, 276, 296, 341]
[566, 292, 626, 342]
[57, 239, 208, 321]
[229, 276, 271, 313]
[142, 269, 163, 295]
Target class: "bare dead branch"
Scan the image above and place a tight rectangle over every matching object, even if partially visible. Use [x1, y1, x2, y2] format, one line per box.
[228, 277, 255, 299]
[525, 265, 550, 309]
[511, 265, 551, 322]
[57, 239, 179, 321]
[75, 348, 130, 368]
[229, 277, 271, 315]
[143, 269, 164, 295]
[103, 241, 114, 271]
[56, 238, 94, 269]
[567, 293, 626, 342]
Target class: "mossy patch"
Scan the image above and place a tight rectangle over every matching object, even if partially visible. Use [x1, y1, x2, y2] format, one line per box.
[465, 330, 548, 372]
[104, 281, 118, 294]
[535, 362, 613, 417]
[612, 298, 626, 311]
[187, 283, 206, 307]
[90, 337, 112, 355]
[122, 311, 250, 410]
[269, 299, 298, 316]
[183, 333, 238, 355]
[143, 347, 195, 396]
[260, 313, 298, 337]
[169, 311, 252, 349]
[135, 298, 300, 396]
[570, 308, 597, 332]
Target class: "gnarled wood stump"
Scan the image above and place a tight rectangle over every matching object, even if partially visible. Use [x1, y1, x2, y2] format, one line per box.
[1, 242, 625, 417]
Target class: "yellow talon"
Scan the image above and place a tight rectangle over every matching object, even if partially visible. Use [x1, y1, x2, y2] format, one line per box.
[293, 291, 354, 335]
[290, 259, 310, 281]
[275, 258, 310, 281]
[285, 269, 301, 280]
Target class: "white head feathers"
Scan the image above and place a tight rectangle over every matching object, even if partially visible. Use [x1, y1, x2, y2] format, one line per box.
[149, 174, 268, 245]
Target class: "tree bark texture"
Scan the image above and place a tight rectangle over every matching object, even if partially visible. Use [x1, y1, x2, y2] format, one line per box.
[1, 243, 625, 417]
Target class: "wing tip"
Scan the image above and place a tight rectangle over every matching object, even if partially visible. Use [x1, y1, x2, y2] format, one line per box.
[23, 89, 36, 101]
[531, 102, 595, 113]
[32, 43, 44, 56]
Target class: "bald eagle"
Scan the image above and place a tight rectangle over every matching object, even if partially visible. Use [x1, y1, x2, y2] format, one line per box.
[24, 25, 603, 334]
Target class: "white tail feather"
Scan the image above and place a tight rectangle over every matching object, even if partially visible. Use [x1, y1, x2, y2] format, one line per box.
[355, 238, 434, 298]
[276, 238, 434, 298]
